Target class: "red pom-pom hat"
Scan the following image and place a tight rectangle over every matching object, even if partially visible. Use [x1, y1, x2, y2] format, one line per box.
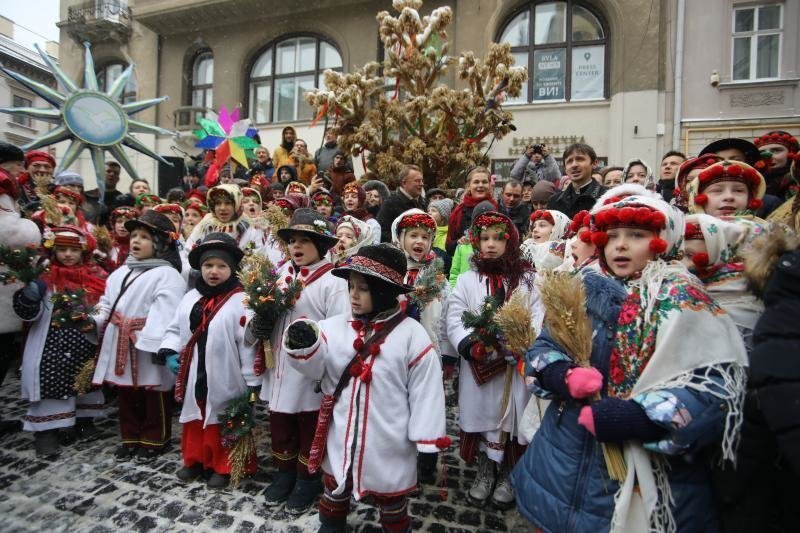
[754, 130, 799, 152]
[530, 209, 555, 225]
[687, 160, 766, 215]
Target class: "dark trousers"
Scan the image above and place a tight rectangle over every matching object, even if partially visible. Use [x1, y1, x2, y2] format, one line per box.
[117, 387, 173, 449]
[270, 410, 318, 477]
[320, 472, 409, 532]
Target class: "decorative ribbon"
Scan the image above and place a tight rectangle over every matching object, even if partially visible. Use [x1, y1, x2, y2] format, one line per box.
[110, 312, 147, 386]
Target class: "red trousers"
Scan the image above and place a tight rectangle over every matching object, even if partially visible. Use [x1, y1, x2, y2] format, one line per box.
[270, 410, 318, 477]
[182, 420, 257, 475]
[117, 388, 173, 449]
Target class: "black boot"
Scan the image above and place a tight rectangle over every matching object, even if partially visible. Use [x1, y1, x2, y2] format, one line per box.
[207, 472, 230, 489]
[318, 513, 347, 533]
[34, 429, 61, 459]
[417, 451, 438, 485]
[264, 470, 296, 505]
[75, 417, 102, 441]
[176, 463, 204, 482]
[286, 475, 323, 515]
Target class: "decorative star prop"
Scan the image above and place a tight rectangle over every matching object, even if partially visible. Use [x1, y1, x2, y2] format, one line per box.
[0, 42, 175, 203]
[194, 105, 260, 168]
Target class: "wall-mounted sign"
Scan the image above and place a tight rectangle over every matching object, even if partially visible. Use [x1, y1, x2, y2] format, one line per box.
[533, 48, 565, 101]
[571, 45, 604, 100]
[507, 134, 587, 157]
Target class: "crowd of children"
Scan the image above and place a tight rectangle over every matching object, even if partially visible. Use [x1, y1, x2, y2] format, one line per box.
[0, 130, 798, 532]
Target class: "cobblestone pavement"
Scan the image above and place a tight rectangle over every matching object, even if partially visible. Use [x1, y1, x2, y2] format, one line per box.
[0, 374, 532, 532]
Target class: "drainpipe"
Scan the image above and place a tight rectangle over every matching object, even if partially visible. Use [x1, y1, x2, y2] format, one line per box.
[671, 0, 685, 151]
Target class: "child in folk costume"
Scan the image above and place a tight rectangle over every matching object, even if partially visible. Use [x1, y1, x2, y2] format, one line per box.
[248, 208, 349, 513]
[686, 160, 766, 219]
[158, 233, 259, 489]
[135, 193, 161, 214]
[182, 200, 207, 240]
[91, 210, 187, 462]
[447, 200, 496, 287]
[445, 211, 544, 509]
[329, 215, 373, 267]
[186, 184, 265, 253]
[683, 214, 766, 350]
[106, 206, 138, 272]
[282, 244, 447, 533]
[520, 209, 570, 271]
[13, 226, 107, 458]
[341, 182, 380, 245]
[312, 190, 339, 225]
[513, 194, 748, 532]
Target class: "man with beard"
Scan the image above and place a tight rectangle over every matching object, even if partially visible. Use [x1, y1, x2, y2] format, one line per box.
[497, 179, 530, 236]
[273, 126, 297, 168]
[17, 150, 55, 211]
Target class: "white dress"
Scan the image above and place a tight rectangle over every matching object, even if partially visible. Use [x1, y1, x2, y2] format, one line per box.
[285, 310, 446, 499]
[92, 264, 186, 389]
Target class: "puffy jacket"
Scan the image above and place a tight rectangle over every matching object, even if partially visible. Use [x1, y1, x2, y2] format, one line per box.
[512, 272, 725, 533]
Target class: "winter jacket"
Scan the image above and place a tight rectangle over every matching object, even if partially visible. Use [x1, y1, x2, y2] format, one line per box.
[314, 143, 352, 175]
[447, 243, 472, 288]
[510, 153, 561, 183]
[498, 201, 531, 237]
[547, 179, 607, 219]
[376, 189, 426, 243]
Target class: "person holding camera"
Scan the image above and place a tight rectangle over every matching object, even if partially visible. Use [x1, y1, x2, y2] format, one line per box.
[510, 143, 561, 184]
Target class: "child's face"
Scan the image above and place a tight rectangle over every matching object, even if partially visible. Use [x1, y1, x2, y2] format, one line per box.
[129, 228, 155, 260]
[131, 181, 150, 197]
[56, 193, 78, 212]
[242, 197, 262, 217]
[761, 143, 789, 170]
[315, 203, 332, 217]
[570, 231, 596, 266]
[402, 228, 432, 262]
[479, 227, 507, 258]
[531, 219, 554, 243]
[604, 227, 657, 278]
[201, 257, 231, 286]
[703, 180, 749, 217]
[54, 245, 82, 267]
[213, 199, 236, 223]
[348, 272, 373, 315]
[343, 192, 359, 211]
[335, 226, 356, 252]
[184, 209, 203, 229]
[287, 233, 319, 266]
[682, 239, 708, 270]
[427, 206, 444, 225]
[166, 213, 182, 233]
[365, 190, 382, 207]
[114, 219, 128, 238]
[625, 164, 648, 185]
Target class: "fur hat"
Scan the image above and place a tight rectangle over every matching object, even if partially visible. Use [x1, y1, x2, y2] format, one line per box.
[188, 231, 244, 270]
[363, 180, 390, 202]
[686, 160, 766, 214]
[429, 198, 454, 221]
[332, 243, 414, 293]
[124, 209, 177, 241]
[277, 208, 339, 250]
[0, 141, 24, 164]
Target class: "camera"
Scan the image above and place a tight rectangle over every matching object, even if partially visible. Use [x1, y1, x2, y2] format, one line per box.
[531, 144, 543, 155]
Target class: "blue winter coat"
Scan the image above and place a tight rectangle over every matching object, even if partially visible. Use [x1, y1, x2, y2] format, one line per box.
[511, 271, 726, 533]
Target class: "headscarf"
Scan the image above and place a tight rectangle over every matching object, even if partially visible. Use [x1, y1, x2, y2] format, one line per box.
[330, 215, 373, 265]
[621, 158, 655, 188]
[391, 208, 437, 270]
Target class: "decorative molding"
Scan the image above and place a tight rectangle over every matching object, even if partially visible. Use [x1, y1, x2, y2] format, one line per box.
[718, 78, 800, 90]
[730, 91, 785, 107]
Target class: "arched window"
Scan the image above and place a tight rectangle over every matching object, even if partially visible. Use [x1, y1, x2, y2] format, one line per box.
[190, 51, 213, 121]
[249, 35, 342, 124]
[498, 1, 607, 103]
[96, 62, 137, 104]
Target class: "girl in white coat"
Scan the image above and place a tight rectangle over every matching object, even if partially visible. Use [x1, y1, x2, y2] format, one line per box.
[283, 243, 447, 533]
[446, 211, 544, 509]
[159, 232, 260, 489]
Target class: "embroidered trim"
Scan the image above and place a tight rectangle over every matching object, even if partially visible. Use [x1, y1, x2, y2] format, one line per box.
[23, 411, 75, 423]
[110, 312, 147, 385]
[347, 256, 404, 284]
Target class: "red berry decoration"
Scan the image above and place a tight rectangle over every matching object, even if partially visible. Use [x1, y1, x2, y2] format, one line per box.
[353, 338, 365, 351]
[239, 316, 246, 327]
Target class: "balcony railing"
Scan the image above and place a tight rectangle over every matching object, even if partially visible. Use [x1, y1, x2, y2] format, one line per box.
[61, 1, 132, 43]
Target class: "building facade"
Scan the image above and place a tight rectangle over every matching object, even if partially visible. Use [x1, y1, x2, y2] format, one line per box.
[53, 0, 799, 191]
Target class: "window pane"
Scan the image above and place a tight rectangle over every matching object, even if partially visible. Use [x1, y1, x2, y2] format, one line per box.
[276, 39, 297, 75]
[297, 74, 314, 119]
[192, 89, 203, 107]
[298, 37, 316, 72]
[206, 88, 213, 108]
[253, 84, 271, 124]
[320, 42, 342, 69]
[758, 5, 781, 30]
[274, 77, 296, 121]
[505, 51, 528, 104]
[532, 48, 565, 100]
[499, 10, 529, 47]
[252, 49, 272, 78]
[732, 36, 751, 80]
[572, 6, 603, 41]
[194, 56, 213, 86]
[534, 2, 566, 44]
[734, 8, 754, 33]
[756, 34, 779, 78]
[571, 45, 604, 100]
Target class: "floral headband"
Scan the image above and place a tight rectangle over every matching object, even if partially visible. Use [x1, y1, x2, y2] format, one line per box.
[342, 182, 360, 197]
[530, 210, 554, 225]
[153, 203, 184, 218]
[183, 200, 208, 214]
[397, 212, 436, 232]
[136, 193, 161, 207]
[110, 206, 138, 221]
[312, 192, 334, 206]
[54, 186, 83, 204]
[591, 205, 668, 254]
[470, 213, 511, 247]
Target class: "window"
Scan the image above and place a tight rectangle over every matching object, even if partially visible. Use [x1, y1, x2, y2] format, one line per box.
[190, 51, 213, 120]
[11, 95, 32, 127]
[732, 4, 782, 81]
[249, 36, 342, 123]
[498, 1, 607, 103]
[96, 62, 137, 103]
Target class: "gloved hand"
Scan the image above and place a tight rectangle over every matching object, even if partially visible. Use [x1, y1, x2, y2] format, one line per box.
[21, 279, 47, 303]
[250, 314, 273, 340]
[565, 367, 603, 399]
[578, 405, 596, 435]
[285, 321, 317, 350]
[166, 353, 180, 375]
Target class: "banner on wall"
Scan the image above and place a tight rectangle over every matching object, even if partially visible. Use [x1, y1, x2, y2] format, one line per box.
[571, 45, 604, 100]
[533, 48, 565, 101]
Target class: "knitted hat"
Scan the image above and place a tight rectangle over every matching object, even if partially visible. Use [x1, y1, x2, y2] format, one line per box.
[390, 208, 436, 245]
[124, 209, 178, 242]
[109, 206, 138, 224]
[429, 198, 454, 221]
[686, 160, 766, 214]
[188, 231, 244, 270]
[363, 180, 390, 202]
[753, 130, 799, 153]
[426, 188, 446, 199]
[276, 208, 339, 250]
[332, 243, 414, 293]
[0, 141, 24, 164]
[531, 180, 556, 202]
[54, 171, 83, 188]
[699, 138, 760, 165]
[529, 209, 571, 241]
[153, 203, 184, 219]
[207, 184, 242, 212]
[25, 150, 55, 168]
